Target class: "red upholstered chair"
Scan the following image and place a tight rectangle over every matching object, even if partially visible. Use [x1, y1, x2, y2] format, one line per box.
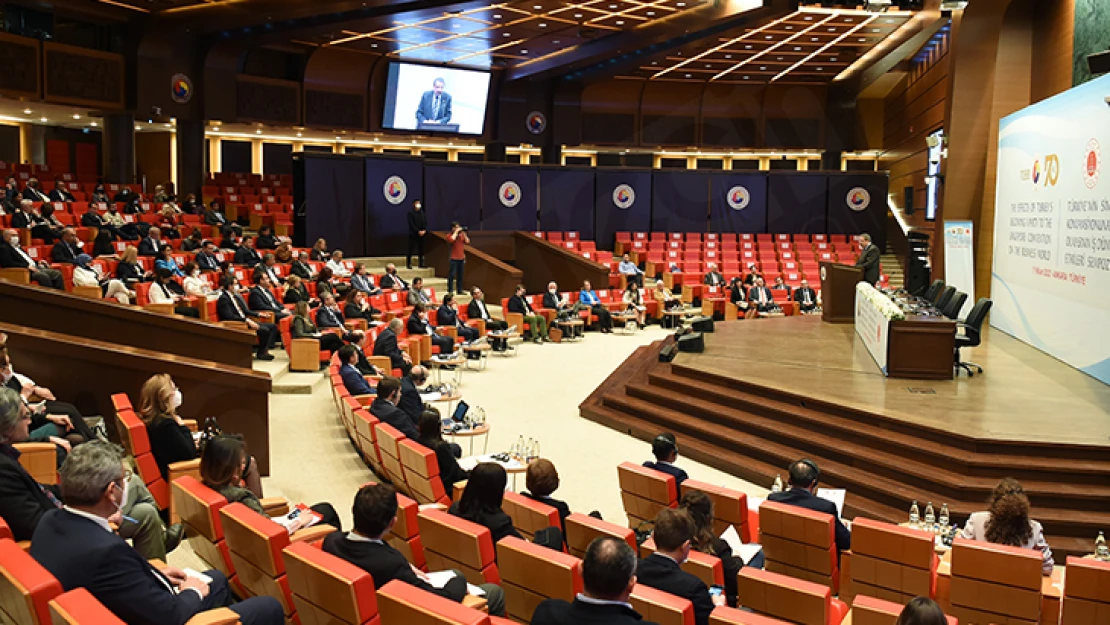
[630, 582, 695, 625]
[640, 536, 723, 587]
[849, 595, 957, 625]
[48, 588, 126, 625]
[710, 607, 794, 625]
[0, 538, 62, 625]
[352, 409, 383, 475]
[373, 422, 409, 494]
[1061, 556, 1110, 625]
[617, 461, 678, 528]
[376, 579, 491, 625]
[737, 567, 848, 625]
[282, 540, 380, 625]
[113, 406, 200, 523]
[948, 538, 1043, 625]
[847, 518, 938, 603]
[501, 491, 560, 543]
[385, 487, 427, 570]
[564, 513, 636, 559]
[758, 500, 839, 593]
[682, 479, 753, 542]
[171, 475, 247, 597]
[398, 438, 451, 505]
[280, 315, 330, 371]
[418, 508, 500, 585]
[496, 536, 583, 623]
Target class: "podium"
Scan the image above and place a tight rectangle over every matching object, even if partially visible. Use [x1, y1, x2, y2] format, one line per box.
[819, 261, 862, 323]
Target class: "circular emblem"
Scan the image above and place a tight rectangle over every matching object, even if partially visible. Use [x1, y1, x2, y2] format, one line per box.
[170, 74, 192, 104]
[499, 181, 522, 207]
[1084, 139, 1101, 189]
[613, 184, 635, 209]
[383, 176, 407, 205]
[1032, 159, 1041, 184]
[846, 187, 871, 212]
[820, 266, 827, 282]
[726, 185, 750, 211]
[525, 111, 546, 135]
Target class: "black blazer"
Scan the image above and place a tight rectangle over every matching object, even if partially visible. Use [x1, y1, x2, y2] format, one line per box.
[9, 211, 32, 229]
[642, 461, 689, 489]
[316, 306, 345, 329]
[116, 261, 144, 283]
[322, 532, 465, 601]
[248, 286, 283, 313]
[855, 244, 881, 284]
[704, 272, 725, 287]
[310, 248, 329, 262]
[284, 285, 310, 305]
[80, 212, 104, 227]
[290, 261, 313, 280]
[507, 295, 533, 315]
[195, 251, 220, 271]
[522, 491, 570, 536]
[146, 417, 198, 479]
[407, 314, 432, 337]
[542, 292, 563, 310]
[767, 487, 851, 554]
[0, 446, 58, 540]
[48, 189, 75, 202]
[532, 598, 656, 625]
[51, 240, 79, 264]
[793, 287, 817, 305]
[380, 273, 408, 290]
[369, 397, 419, 439]
[447, 502, 522, 544]
[467, 298, 493, 321]
[253, 264, 281, 286]
[31, 509, 205, 625]
[398, 377, 423, 423]
[437, 305, 464, 328]
[419, 437, 469, 498]
[636, 553, 714, 625]
[216, 290, 259, 322]
[373, 328, 406, 369]
[344, 302, 377, 322]
[234, 247, 261, 267]
[0, 241, 34, 269]
[203, 209, 227, 226]
[408, 209, 427, 235]
[138, 237, 161, 257]
[256, 234, 278, 250]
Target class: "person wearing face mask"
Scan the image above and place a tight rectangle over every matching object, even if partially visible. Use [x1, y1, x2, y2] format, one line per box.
[636, 508, 723, 625]
[543, 282, 581, 338]
[90, 184, 110, 205]
[216, 275, 279, 360]
[22, 177, 48, 203]
[0, 227, 65, 289]
[149, 268, 200, 317]
[73, 254, 133, 304]
[407, 199, 427, 269]
[182, 262, 219, 301]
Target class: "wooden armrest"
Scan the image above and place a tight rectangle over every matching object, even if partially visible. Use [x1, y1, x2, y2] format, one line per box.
[17, 540, 30, 552]
[219, 321, 249, 330]
[168, 458, 202, 477]
[353, 394, 374, 407]
[462, 594, 489, 613]
[13, 442, 58, 485]
[148, 558, 168, 569]
[290, 523, 337, 543]
[257, 311, 275, 324]
[182, 419, 198, 432]
[260, 497, 289, 516]
[185, 608, 242, 625]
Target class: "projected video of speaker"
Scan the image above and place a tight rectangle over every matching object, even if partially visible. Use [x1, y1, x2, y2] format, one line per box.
[382, 62, 491, 135]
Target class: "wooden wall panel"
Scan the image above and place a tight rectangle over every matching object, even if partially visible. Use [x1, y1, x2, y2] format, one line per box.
[640, 81, 703, 146]
[236, 75, 301, 125]
[0, 33, 39, 100]
[1031, 0, 1074, 102]
[43, 42, 124, 109]
[700, 83, 764, 147]
[580, 79, 644, 145]
[303, 47, 376, 131]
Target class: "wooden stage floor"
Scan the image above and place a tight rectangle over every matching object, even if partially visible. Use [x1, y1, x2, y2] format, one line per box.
[674, 316, 1110, 448]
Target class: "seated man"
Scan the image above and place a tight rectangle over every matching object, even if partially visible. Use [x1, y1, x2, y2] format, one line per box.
[508, 284, 548, 344]
[437, 293, 479, 342]
[138, 227, 163, 257]
[767, 459, 851, 556]
[703, 263, 725, 287]
[398, 365, 427, 425]
[643, 433, 689, 490]
[793, 279, 818, 313]
[349, 263, 381, 295]
[289, 250, 314, 280]
[407, 276, 433, 308]
[49, 178, 75, 203]
[618, 253, 644, 288]
[253, 253, 283, 287]
[380, 263, 409, 290]
[30, 441, 284, 625]
[408, 303, 455, 356]
[467, 286, 507, 332]
[636, 508, 722, 625]
[326, 250, 351, 278]
[532, 536, 658, 625]
[369, 376, 418, 439]
[373, 318, 413, 376]
[543, 282, 582, 339]
[233, 236, 262, 267]
[747, 276, 776, 314]
[324, 483, 506, 616]
[247, 274, 291, 321]
[770, 276, 791, 299]
[338, 344, 376, 397]
[194, 241, 221, 272]
[579, 280, 613, 333]
[216, 274, 278, 361]
[0, 228, 64, 289]
[51, 228, 81, 264]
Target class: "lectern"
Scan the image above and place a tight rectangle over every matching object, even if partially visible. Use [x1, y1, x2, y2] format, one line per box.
[820, 261, 863, 323]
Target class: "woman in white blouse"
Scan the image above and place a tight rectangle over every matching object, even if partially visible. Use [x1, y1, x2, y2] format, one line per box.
[959, 478, 1054, 575]
[182, 261, 219, 300]
[622, 282, 647, 327]
[73, 254, 132, 303]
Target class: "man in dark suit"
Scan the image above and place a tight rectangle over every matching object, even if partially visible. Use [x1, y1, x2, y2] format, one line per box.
[436, 294, 479, 342]
[767, 459, 851, 556]
[22, 177, 49, 203]
[415, 77, 452, 125]
[323, 483, 506, 615]
[854, 233, 881, 285]
[253, 254, 283, 286]
[216, 275, 278, 361]
[703, 263, 725, 287]
[290, 251, 313, 280]
[138, 227, 163, 257]
[374, 318, 413, 376]
[369, 376, 419, 439]
[747, 277, 775, 314]
[398, 366, 426, 425]
[636, 508, 720, 625]
[247, 274, 290, 321]
[195, 241, 221, 272]
[642, 433, 689, 490]
[380, 263, 409, 291]
[408, 304, 455, 356]
[48, 179, 75, 203]
[51, 228, 80, 264]
[0, 228, 64, 288]
[339, 345, 376, 397]
[467, 287, 507, 331]
[793, 279, 819, 313]
[407, 199, 427, 269]
[234, 236, 262, 267]
[770, 276, 792, 299]
[30, 441, 284, 625]
[532, 536, 657, 625]
[508, 284, 547, 344]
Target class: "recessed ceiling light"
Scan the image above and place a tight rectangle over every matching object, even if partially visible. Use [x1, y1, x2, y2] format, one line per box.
[574, 13, 582, 18]
[724, 54, 731, 59]
[534, 4, 542, 9]
[411, 139, 417, 144]
[504, 32, 511, 36]
[744, 44, 752, 49]
[39, 117, 47, 122]
[816, 67, 823, 71]
[90, 122, 98, 127]
[764, 35, 772, 39]
[520, 49, 528, 53]
[684, 73, 692, 78]
[651, 60, 658, 64]
[776, 56, 782, 61]
[794, 46, 801, 51]
[646, 10, 654, 15]
[676, 1, 685, 5]
[785, 25, 793, 30]
[811, 37, 819, 41]
[615, 20, 624, 25]
[296, 132, 302, 137]
[743, 75, 750, 80]
[705, 64, 711, 68]
[164, 123, 171, 128]
[539, 22, 546, 27]
[827, 27, 836, 31]
[552, 39, 559, 44]
[371, 43, 378, 47]
[830, 57, 837, 61]
[211, 127, 219, 133]
[858, 38, 866, 42]
[72, 114, 81, 120]
[133, 124, 140, 130]
[256, 129, 262, 134]
[493, 13, 501, 18]
[804, 15, 812, 20]
[336, 136, 342, 141]
[23, 108, 31, 115]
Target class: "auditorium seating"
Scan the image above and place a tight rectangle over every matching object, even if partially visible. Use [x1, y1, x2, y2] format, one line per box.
[374, 422, 410, 493]
[617, 461, 678, 528]
[846, 518, 938, 603]
[501, 491, 561, 543]
[418, 508, 501, 585]
[282, 540, 381, 625]
[376, 579, 508, 625]
[758, 500, 839, 593]
[385, 487, 428, 570]
[353, 409, 384, 476]
[564, 513, 636, 559]
[13, 441, 57, 486]
[737, 568, 848, 625]
[496, 536, 582, 623]
[172, 475, 247, 596]
[629, 582, 695, 625]
[0, 538, 62, 625]
[1060, 556, 1110, 625]
[848, 595, 957, 625]
[682, 479, 754, 542]
[948, 538, 1043, 625]
[398, 438, 452, 505]
[639, 536, 724, 587]
[710, 607, 794, 625]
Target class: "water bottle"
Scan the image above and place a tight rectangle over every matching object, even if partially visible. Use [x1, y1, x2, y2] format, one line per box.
[532, 440, 541, 460]
[909, 500, 920, 526]
[514, 435, 525, 458]
[1096, 531, 1109, 561]
[525, 438, 535, 462]
[771, 474, 783, 494]
[938, 503, 949, 530]
[924, 502, 935, 527]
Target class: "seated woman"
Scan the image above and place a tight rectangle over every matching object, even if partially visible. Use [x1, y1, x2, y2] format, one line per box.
[182, 261, 219, 301]
[343, 289, 379, 325]
[283, 274, 317, 307]
[201, 434, 341, 532]
[437, 293, 479, 342]
[91, 230, 118, 258]
[148, 267, 200, 317]
[139, 373, 264, 497]
[157, 205, 181, 238]
[448, 462, 522, 544]
[894, 597, 950, 625]
[292, 300, 345, 354]
[314, 266, 337, 301]
[310, 237, 329, 262]
[680, 490, 763, 607]
[522, 458, 571, 536]
[959, 478, 1054, 575]
[154, 246, 186, 290]
[622, 282, 647, 327]
[115, 245, 148, 285]
[728, 277, 754, 319]
[73, 254, 132, 304]
[274, 241, 293, 263]
[417, 409, 469, 498]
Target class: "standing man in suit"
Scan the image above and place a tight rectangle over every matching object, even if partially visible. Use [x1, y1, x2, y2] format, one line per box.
[51, 228, 81, 264]
[636, 508, 722, 625]
[30, 441, 285, 625]
[532, 536, 658, 625]
[339, 345, 376, 398]
[793, 279, 818, 313]
[247, 274, 290, 321]
[642, 433, 689, 489]
[369, 376, 419, 439]
[767, 459, 851, 556]
[407, 199, 426, 269]
[374, 318, 413, 376]
[138, 227, 162, 257]
[0, 228, 64, 288]
[216, 275, 278, 361]
[415, 77, 452, 125]
[324, 483, 506, 615]
[854, 233, 881, 285]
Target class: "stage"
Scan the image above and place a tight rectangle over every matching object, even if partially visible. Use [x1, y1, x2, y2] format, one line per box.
[580, 316, 1110, 557]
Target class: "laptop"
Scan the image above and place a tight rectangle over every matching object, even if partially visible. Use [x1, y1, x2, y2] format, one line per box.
[442, 400, 470, 427]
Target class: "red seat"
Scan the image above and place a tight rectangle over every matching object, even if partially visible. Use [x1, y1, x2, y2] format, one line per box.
[0, 538, 63, 625]
[282, 540, 381, 625]
[417, 508, 500, 585]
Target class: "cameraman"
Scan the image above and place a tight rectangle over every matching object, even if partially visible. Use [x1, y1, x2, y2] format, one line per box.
[447, 221, 469, 296]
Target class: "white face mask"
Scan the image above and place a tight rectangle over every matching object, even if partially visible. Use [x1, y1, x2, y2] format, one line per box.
[192, 270, 200, 277]
[171, 389, 183, 410]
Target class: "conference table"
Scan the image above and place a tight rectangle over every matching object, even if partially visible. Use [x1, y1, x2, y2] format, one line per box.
[854, 285, 957, 380]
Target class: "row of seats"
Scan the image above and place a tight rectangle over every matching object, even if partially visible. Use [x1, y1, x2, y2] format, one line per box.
[618, 232, 859, 244]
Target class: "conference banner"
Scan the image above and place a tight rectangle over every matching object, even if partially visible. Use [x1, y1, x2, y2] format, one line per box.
[943, 220, 975, 318]
[854, 283, 891, 375]
[991, 73, 1110, 384]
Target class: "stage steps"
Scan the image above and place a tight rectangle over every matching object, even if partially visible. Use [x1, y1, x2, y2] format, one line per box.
[881, 248, 904, 289]
[580, 342, 1105, 558]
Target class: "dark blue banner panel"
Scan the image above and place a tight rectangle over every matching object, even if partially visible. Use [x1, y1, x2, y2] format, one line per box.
[710, 173, 768, 234]
[651, 171, 710, 233]
[767, 174, 828, 234]
[825, 173, 889, 251]
[539, 168, 595, 237]
[304, 156, 365, 256]
[424, 164, 482, 231]
[482, 167, 538, 230]
[594, 170, 653, 249]
[365, 156, 423, 255]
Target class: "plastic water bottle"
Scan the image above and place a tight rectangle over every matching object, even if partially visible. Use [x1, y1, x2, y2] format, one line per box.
[924, 502, 936, 527]
[909, 500, 920, 526]
[1096, 531, 1109, 561]
[525, 438, 535, 462]
[514, 435, 525, 459]
[771, 474, 784, 494]
[938, 503, 950, 530]
[532, 440, 541, 460]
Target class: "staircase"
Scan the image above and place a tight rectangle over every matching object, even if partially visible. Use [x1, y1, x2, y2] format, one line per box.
[880, 247, 904, 289]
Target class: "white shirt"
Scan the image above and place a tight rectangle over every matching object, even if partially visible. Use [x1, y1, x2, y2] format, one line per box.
[63, 505, 113, 533]
[73, 266, 101, 288]
[11, 244, 34, 267]
[576, 594, 634, 610]
[183, 275, 212, 298]
[327, 259, 351, 278]
[345, 532, 383, 544]
[148, 282, 177, 304]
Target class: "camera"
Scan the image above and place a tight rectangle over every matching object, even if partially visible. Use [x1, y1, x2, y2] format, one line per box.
[459, 225, 469, 232]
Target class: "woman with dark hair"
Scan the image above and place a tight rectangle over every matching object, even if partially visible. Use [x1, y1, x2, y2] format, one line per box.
[310, 237, 329, 262]
[148, 267, 198, 316]
[344, 289, 379, 324]
[417, 409, 469, 498]
[448, 462, 521, 543]
[274, 241, 293, 263]
[315, 266, 336, 300]
[92, 229, 117, 258]
[894, 597, 949, 625]
[155, 245, 185, 280]
[201, 434, 341, 532]
[622, 281, 647, 327]
[181, 228, 205, 252]
[292, 300, 345, 354]
[678, 490, 755, 606]
[959, 477, 1054, 575]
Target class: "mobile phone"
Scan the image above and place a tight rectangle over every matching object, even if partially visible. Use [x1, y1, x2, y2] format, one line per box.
[708, 585, 724, 598]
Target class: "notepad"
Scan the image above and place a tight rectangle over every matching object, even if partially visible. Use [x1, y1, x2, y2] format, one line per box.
[720, 524, 763, 565]
[817, 488, 847, 519]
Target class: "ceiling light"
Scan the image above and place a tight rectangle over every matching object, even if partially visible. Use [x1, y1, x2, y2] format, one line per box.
[534, 4, 542, 8]
[609, 4, 617, 8]
[684, 73, 691, 78]
[743, 75, 750, 80]
[493, 13, 501, 18]
[785, 25, 793, 30]
[744, 44, 752, 49]
[504, 32, 511, 36]
[552, 39, 559, 44]
[804, 15, 812, 20]
[705, 64, 711, 68]
[759, 66, 766, 70]
[858, 38, 866, 42]
[724, 54, 732, 59]
[371, 43, 378, 47]
[811, 37, 819, 41]
[211, 127, 219, 133]
[830, 57, 837, 61]
[296, 132, 303, 137]
[539, 22, 546, 27]
[39, 117, 47, 122]
[827, 27, 836, 31]
[411, 139, 417, 144]
[676, 1, 685, 5]
[646, 10, 654, 15]
[574, 13, 582, 18]
[765, 35, 772, 39]
[255, 129, 262, 134]
[335, 136, 341, 141]
[776, 56, 783, 61]
[133, 124, 140, 130]
[72, 114, 81, 120]
[651, 60, 658, 64]
[615, 20, 624, 25]
[374, 138, 379, 142]
[164, 123, 171, 128]
[872, 28, 881, 32]
[23, 108, 31, 115]
[520, 49, 528, 53]
[816, 67, 823, 71]
[794, 46, 801, 50]
[90, 122, 98, 127]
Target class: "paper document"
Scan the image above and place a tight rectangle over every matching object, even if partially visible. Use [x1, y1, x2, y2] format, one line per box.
[459, 454, 523, 472]
[419, 392, 442, 402]
[424, 570, 459, 588]
[467, 584, 487, 596]
[817, 488, 846, 519]
[273, 503, 322, 533]
[720, 524, 763, 565]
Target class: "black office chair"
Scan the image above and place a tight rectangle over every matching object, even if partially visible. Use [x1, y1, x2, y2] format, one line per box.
[941, 291, 967, 320]
[924, 280, 945, 304]
[934, 286, 956, 312]
[955, 297, 992, 376]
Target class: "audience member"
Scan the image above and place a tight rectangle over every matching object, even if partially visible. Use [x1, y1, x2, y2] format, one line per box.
[253, 253, 283, 286]
[350, 263, 381, 295]
[407, 199, 427, 269]
[770, 276, 791, 298]
[417, 409, 469, 496]
[618, 253, 644, 288]
[22, 177, 49, 202]
[183, 262, 218, 300]
[322, 483, 506, 615]
[579, 280, 613, 333]
[959, 477, 1053, 574]
[468, 286, 508, 331]
[398, 365, 427, 424]
[643, 433, 689, 489]
[92, 230, 118, 257]
[247, 274, 290, 321]
[652, 280, 681, 327]
[204, 200, 240, 236]
[234, 236, 262, 267]
[157, 206, 181, 238]
[743, 263, 760, 286]
[747, 276, 775, 314]
[282, 274, 314, 306]
[523, 458, 571, 535]
[0, 227, 65, 288]
[317, 292, 364, 344]
[508, 284, 548, 344]
[895, 597, 949, 625]
[327, 250, 351, 279]
[155, 245, 185, 280]
[374, 318, 413, 375]
[767, 459, 850, 555]
[152, 184, 171, 204]
[216, 274, 278, 360]
[338, 344, 376, 397]
[74, 254, 132, 303]
[680, 490, 762, 607]
[449, 462, 522, 543]
[194, 241, 221, 272]
[31, 441, 285, 625]
[49, 178, 75, 202]
[81, 202, 125, 240]
[25, 201, 65, 244]
[51, 227, 81, 264]
[622, 282, 647, 327]
[543, 282, 572, 314]
[438, 293, 479, 342]
[407, 276, 433, 308]
[369, 376, 418, 439]
[637, 508, 721, 625]
[380, 263, 409, 290]
[89, 183, 110, 205]
[290, 250, 313, 280]
[180, 193, 199, 215]
[447, 221, 469, 295]
[531, 536, 655, 625]
[274, 241, 293, 263]
[149, 268, 200, 317]
[113, 185, 136, 204]
[408, 303, 455, 356]
[255, 225, 278, 250]
[703, 263, 725, 287]
[309, 237, 329, 262]
[794, 279, 818, 313]
[2, 350, 95, 452]
[314, 266, 338, 300]
[116, 245, 148, 284]
[344, 289, 380, 325]
[138, 227, 163, 257]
